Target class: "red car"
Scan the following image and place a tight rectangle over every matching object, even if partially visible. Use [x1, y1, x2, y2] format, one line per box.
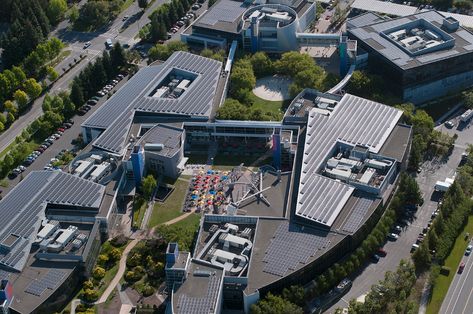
[377, 248, 387, 257]
[459, 261, 466, 274]
[57, 127, 65, 132]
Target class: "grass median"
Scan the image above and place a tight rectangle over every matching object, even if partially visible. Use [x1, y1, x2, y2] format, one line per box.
[426, 215, 473, 314]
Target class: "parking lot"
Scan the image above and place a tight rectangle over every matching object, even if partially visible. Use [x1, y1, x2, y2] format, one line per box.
[1, 75, 130, 195]
[327, 112, 473, 312]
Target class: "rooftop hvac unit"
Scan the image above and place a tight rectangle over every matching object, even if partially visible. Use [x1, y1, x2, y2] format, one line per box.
[72, 239, 83, 249]
[144, 143, 164, 151]
[241, 228, 252, 239]
[209, 224, 219, 234]
[76, 233, 87, 242]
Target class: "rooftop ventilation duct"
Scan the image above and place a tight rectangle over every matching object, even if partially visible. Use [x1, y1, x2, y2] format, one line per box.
[443, 17, 459, 32]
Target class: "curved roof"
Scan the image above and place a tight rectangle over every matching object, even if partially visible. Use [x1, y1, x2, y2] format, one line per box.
[82, 51, 222, 155]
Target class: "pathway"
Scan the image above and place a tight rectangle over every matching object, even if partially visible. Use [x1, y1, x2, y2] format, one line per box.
[163, 211, 194, 226]
[96, 237, 141, 304]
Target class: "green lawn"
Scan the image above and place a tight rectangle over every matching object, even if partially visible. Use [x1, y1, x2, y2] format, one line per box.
[97, 264, 119, 296]
[426, 215, 473, 314]
[148, 178, 190, 227]
[171, 213, 201, 230]
[132, 197, 147, 228]
[248, 93, 288, 120]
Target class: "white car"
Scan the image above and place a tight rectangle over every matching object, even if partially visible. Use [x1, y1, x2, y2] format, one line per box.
[466, 245, 473, 256]
[387, 233, 399, 241]
[83, 41, 91, 49]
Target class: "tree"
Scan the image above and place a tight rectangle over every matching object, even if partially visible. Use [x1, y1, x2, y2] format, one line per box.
[23, 78, 42, 99]
[250, 52, 273, 78]
[70, 79, 84, 107]
[47, 66, 59, 81]
[13, 90, 29, 111]
[275, 51, 316, 77]
[47, 0, 67, 24]
[230, 65, 256, 97]
[281, 285, 305, 306]
[142, 175, 157, 199]
[12, 66, 26, 86]
[216, 98, 249, 120]
[412, 242, 431, 272]
[6, 112, 15, 125]
[97, 254, 109, 266]
[399, 173, 423, 206]
[92, 266, 106, 280]
[109, 248, 121, 262]
[138, 0, 148, 9]
[110, 42, 127, 70]
[250, 293, 303, 314]
[82, 289, 99, 302]
[68, 5, 79, 23]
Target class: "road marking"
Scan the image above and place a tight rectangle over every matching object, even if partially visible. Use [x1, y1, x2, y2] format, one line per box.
[442, 255, 473, 313]
[461, 282, 473, 314]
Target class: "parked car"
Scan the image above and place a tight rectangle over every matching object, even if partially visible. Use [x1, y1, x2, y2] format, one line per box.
[57, 127, 65, 132]
[23, 159, 33, 166]
[122, 15, 129, 21]
[87, 99, 98, 105]
[387, 233, 399, 241]
[411, 243, 419, 252]
[18, 165, 26, 172]
[8, 171, 18, 179]
[117, 74, 124, 80]
[445, 120, 455, 128]
[459, 261, 466, 273]
[97, 91, 106, 97]
[377, 248, 387, 257]
[393, 225, 402, 234]
[63, 123, 72, 129]
[371, 254, 381, 263]
[83, 41, 91, 49]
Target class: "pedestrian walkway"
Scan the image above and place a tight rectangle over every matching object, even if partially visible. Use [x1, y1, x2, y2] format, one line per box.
[96, 238, 140, 304]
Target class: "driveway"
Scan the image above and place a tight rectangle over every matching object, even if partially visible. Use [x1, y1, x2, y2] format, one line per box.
[326, 114, 473, 312]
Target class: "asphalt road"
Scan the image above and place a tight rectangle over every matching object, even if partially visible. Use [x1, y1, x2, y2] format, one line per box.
[440, 247, 473, 314]
[0, 0, 167, 157]
[1, 76, 130, 195]
[436, 115, 473, 314]
[326, 112, 473, 313]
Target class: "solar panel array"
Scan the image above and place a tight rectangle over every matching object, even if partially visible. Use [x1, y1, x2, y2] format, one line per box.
[341, 198, 374, 233]
[198, 0, 247, 26]
[0, 269, 10, 281]
[82, 66, 164, 129]
[25, 269, 66, 297]
[176, 274, 220, 314]
[84, 51, 222, 155]
[296, 94, 402, 227]
[297, 175, 354, 226]
[262, 222, 330, 277]
[0, 171, 105, 271]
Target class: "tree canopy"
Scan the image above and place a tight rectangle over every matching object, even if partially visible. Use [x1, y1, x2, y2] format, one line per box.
[250, 293, 303, 314]
[142, 175, 157, 200]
